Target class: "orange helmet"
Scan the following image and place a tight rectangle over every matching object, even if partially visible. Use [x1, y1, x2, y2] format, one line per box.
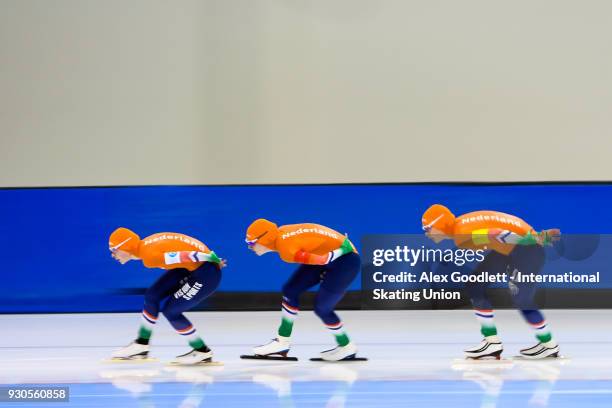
[422, 204, 455, 235]
[246, 219, 278, 249]
[109, 227, 141, 255]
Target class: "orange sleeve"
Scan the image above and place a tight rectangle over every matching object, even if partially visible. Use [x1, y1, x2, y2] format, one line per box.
[279, 241, 353, 265]
[293, 250, 331, 265]
[277, 243, 327, 264]
[278, 245, 299, 263]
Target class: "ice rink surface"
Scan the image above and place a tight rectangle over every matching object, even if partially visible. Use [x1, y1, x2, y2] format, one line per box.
[1, 309, 611, 407]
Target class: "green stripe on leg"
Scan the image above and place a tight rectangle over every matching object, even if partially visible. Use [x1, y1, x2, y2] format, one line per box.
[189, 337, 205, 350]
[138, 325, 152, 340]
[335, 332, 350, 347]
[481, 325, 497, 337]
[537, 332, 552, 343]
[278, 317, 294, 337]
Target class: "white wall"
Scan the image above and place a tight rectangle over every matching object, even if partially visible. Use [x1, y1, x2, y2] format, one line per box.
[1, 0, 611, 186]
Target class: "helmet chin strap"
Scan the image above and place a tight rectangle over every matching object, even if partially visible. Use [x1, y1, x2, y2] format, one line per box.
[254, 243, 273, 255]
[110, 236, 132, 252]
[423, 213, 445, 231]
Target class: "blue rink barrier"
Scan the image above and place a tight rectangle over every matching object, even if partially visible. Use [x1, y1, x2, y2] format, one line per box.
[0, 183, 611, 313]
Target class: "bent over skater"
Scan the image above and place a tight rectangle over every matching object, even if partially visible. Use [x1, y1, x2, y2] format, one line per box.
[108, 227, 225, 365]
[244, 219, 361, 361]
[422, 205, 561, 360]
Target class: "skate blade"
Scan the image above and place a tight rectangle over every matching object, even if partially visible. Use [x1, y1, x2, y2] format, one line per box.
[512, 354, 569, 361]
[453, 358, 513, 365]
[240, 354, 298, 361]
[463, 349, 504, 361]
[466, 356, 504, 361]
[102, 357, 158, 364]
[167, 359, 224, 367]
[310, 356, 368, 362]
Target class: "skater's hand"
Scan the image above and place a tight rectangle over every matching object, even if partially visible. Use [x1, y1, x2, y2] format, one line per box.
[508, 280, 519, 296]
[218, 259, 228, 269]
[538, 229, 561, 246]
[340, 236, 354, 255]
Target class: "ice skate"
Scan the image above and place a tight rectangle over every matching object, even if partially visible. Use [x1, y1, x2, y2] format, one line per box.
[320, 342, 357, 361]
[170, 348, 221, 366]
[110, 341, 151, 361]
[519, 341, 560, 360]
[464, 338, 503, 360]
[241, 336, 298, 361]
[253, 336, 291, 356]
[311, 342, 367, 362]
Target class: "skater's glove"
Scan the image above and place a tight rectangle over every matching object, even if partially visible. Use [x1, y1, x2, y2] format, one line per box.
[207, 251, 221, 264]
[537, 229, 561, 246]
[194, 251, 223, 264]
[507, 265, 519, 296]
[339, 237, 354, 255]
[508, 280, 519, 296]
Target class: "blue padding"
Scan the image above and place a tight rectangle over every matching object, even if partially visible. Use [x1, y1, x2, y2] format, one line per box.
[0, 183, 610, 312]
